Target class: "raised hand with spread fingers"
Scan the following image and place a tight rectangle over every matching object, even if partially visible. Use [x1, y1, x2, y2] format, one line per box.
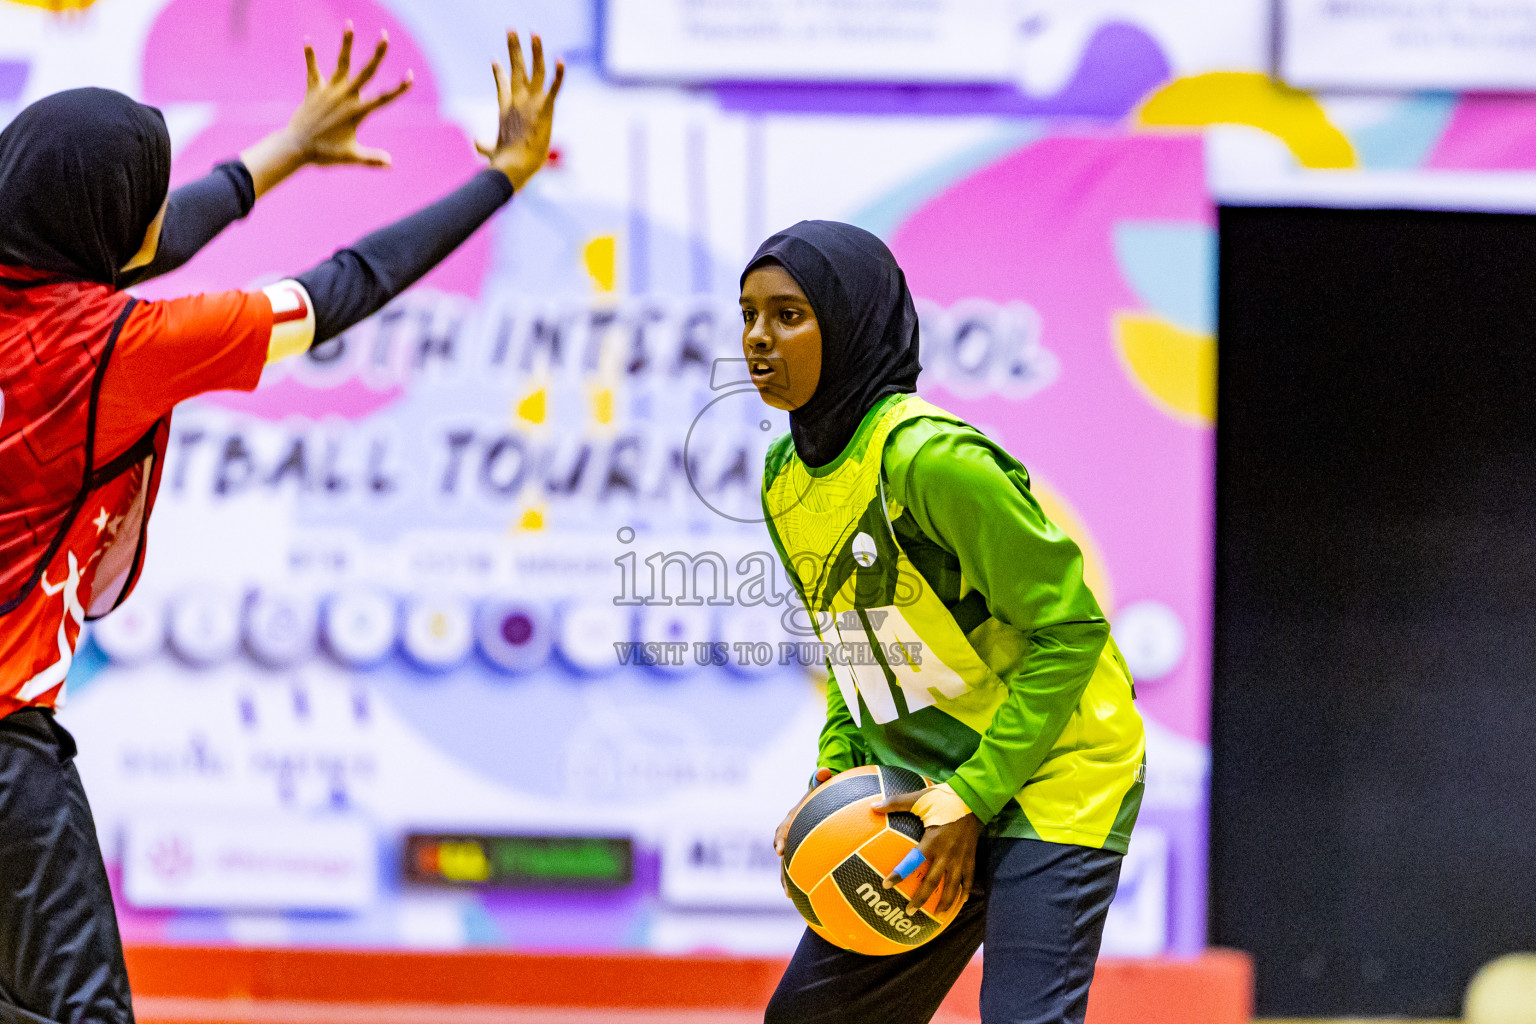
[240, 21, 415, 198]
[477, 31, 564, 189]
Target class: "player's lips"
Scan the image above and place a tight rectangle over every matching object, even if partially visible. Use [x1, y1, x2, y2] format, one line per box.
[749, 357, 776, 382]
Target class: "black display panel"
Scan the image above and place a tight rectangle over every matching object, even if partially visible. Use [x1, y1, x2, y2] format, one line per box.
[1214, 206, 1536, 1016]
[406, 834, 633, 889]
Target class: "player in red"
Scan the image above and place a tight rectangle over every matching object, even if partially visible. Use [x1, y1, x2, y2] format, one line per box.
[0, 27, 561, 1023]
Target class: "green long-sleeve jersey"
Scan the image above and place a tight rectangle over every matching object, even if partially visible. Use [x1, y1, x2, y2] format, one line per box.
[783, 401, 1144, 853]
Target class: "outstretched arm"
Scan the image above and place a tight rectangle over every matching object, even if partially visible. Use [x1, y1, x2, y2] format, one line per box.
[287, 31, 563, 346]
[97, 29, 564, 463]
[123, 24, 412, 286]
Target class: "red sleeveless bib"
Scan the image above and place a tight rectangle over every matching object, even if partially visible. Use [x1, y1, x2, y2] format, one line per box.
[1, 267, 169, 711]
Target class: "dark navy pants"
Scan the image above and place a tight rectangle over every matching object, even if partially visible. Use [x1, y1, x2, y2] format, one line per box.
[765, 837, 1123, 1024]
[0, 709, 134, 1024]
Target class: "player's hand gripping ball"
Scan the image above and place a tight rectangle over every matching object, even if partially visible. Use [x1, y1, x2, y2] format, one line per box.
[778, 765, 967, 955]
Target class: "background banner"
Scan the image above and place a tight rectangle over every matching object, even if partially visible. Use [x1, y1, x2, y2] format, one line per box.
[1, 0, 1240, 956]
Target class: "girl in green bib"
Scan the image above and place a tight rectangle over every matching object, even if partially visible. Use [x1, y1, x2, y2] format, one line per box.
[744, 221, 1145, 1024]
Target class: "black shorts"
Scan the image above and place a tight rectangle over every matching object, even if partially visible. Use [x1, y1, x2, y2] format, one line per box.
[765, 836, 1123, 1024]
[0, 708, 134, 1024]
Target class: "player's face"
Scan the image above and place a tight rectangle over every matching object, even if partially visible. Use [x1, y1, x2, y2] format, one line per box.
[741, 263, 822, 411]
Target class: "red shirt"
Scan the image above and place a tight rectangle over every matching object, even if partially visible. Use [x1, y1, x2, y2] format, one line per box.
[0, 290, 271, 715]
[95, 290, 273, 462]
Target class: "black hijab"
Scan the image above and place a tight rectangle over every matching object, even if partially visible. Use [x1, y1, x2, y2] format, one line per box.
[0, 87, 171, 288]
[744, 220, 922, 468]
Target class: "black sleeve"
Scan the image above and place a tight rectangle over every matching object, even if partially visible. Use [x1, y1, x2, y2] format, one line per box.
[297, 169, 514, 343]
[121, 161, 256, 286]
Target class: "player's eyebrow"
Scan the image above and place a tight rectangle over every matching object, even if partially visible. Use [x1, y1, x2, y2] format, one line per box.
[741, 292, 808, 304]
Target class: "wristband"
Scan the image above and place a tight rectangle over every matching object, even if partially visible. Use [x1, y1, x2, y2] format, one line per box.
[263, 279, 316, 364]
[910, 783, 971, 828]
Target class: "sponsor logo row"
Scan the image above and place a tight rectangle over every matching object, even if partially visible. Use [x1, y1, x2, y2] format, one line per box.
[120, 812, 1169, 955]
[91, 589, 796, 676]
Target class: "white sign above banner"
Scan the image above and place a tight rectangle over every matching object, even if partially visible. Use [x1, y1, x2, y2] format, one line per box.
[1282, 0, 1536, 90]
[603, 0, 1015, 82]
